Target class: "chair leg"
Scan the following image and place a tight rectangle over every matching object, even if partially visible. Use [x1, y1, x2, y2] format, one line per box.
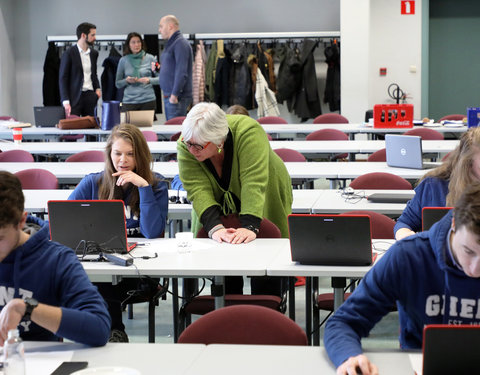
[127, 304, 133, 320]
[148, 300, 155, 343]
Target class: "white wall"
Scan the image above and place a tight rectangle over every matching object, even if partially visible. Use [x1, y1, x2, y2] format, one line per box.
[0, 0, 17, 118]
[2, 0, 340, 123]
[341, 0, 423, 121]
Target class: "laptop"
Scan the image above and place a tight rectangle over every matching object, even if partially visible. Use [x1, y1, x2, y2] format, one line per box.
[422, 207, 452, 231]
[288, 214, 373, 266]
[385, 134, 438, 169]
[124, 110, 155, 127]
[48, 200, 136, 255]
[422, 324, 480, 375]
[33, 106, 66, 127]
[367, 192, 415, 203]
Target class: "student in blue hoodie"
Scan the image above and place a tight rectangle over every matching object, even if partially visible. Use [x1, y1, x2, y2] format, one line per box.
[325, 184, 480, 375]
[0, 171, 110, 346]
[395, 127, 480, 240]
[69, 123, 168, 342]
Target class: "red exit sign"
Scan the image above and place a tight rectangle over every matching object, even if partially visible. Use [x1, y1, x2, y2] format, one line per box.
[401, 0, 415, 15]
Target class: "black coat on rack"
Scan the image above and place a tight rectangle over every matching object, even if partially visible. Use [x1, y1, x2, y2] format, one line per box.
[42, 41, 61, 106]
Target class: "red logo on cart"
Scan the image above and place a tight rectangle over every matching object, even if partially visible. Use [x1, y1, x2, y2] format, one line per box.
[401, 1, 415, 15]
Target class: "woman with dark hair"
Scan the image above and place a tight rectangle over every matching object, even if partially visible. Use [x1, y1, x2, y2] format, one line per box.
[69, 123, 168, 341]
[116, 32, 159, 112]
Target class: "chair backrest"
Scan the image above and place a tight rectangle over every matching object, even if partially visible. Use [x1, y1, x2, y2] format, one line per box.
[341, 210, 395, 239]
[65, 150, 104, 162]
[177, 304, 307, 345]
[0, 116, 16, 121]
[257, 116, 288, 124]
[313, 113, 349, 124]
[164, 116, 186, 125]
[349, 172, 412, 190]
[196, 213, 281, 238]
[15, 168, 58, 189]
[367, 148, 386, 162]
[142, 130, 158, 142]
[266, 132, 273, 140]
[0, 149, 34, 162]
[438, 114, 465, 122]
[274, 148, 306, 162]
[170, 131, 182, 142]
[403, 128, 444, 140]
[305, 128, 349, 141]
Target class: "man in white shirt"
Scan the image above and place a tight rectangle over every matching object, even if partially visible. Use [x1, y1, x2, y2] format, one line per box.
[59, 22, 101, 117]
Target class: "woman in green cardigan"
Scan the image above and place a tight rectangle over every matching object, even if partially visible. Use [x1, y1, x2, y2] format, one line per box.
[177, 102, 292, 294]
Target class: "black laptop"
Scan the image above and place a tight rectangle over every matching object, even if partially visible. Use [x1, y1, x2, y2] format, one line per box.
[422, 207, 452, 231]
[288, 214, 373, 266]
[48, 200, 136, 255]
[33, 106, 65, 127]
[423, 324, 480, 375]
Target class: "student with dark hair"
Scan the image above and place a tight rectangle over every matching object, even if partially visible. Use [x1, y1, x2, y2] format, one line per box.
[69, 123, 168, 341]
[116, 32, 159, 113]
[0, 171, 110, 347]
[325, 184, 480, 375]
[59, 22, 101, 117]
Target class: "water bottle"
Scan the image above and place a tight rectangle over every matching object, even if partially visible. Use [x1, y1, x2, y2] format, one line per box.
[3, 329, 25, 375]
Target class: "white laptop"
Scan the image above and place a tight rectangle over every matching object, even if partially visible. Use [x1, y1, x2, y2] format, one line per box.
[385, 134, 438, 169]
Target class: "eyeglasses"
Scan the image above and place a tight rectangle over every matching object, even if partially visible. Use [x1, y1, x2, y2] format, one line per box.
[183, 140, 211, 151]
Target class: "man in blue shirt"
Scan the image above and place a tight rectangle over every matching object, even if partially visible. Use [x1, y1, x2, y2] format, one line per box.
[158, 15, 193, 120]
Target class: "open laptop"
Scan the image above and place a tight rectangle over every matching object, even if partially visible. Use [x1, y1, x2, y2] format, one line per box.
[33, 106, 65, 127]
[124, 110, 155, 127]
[288, 214, 373, 266]
[385, 134, 438, 169]
[422, 324, 480, 375]
[367, 191, 415, 203]
[48, 200, 136, 255]
[422, 207, 452, 231]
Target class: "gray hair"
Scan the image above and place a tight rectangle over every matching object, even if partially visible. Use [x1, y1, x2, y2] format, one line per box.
[181, 102, 229, 145]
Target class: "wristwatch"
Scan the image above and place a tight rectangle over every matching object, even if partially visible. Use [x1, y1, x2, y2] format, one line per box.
[245, 225, 259, 235]
[23, 297, 39, 321]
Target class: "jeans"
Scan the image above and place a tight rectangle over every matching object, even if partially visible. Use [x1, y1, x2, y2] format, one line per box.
[163, 96, 192, 120]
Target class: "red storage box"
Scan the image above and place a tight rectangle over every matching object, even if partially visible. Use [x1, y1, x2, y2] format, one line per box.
[373, 104, 414, 128]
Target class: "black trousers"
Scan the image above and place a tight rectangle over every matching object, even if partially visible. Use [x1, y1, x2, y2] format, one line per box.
[121, 99, 156, 112]
[71, 90, 98, 117]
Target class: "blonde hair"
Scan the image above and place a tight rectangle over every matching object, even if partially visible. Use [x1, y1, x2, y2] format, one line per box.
[181, 102, 229, 145]
[420, 127, 480, 206]
[98, 123, 155, 216]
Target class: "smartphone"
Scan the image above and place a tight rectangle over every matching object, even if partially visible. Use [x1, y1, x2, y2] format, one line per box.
[51, 361, 88, 375]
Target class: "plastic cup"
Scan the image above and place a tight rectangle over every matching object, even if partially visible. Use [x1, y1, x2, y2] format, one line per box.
[176, 232, 193, 254]
[12, 127, 22, 144]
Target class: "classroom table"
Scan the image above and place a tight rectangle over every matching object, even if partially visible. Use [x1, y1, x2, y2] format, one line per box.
[23, 341, 418, 374]
[0, 161, 433, 185]
[0, 139, 460, 157]
[0, 122, 467, 140]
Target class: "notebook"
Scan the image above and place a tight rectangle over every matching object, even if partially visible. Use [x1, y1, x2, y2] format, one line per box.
[33, 106, 66, 127]
[48, 200, 136, 255]
[421, 207, 452, 231]
[422, 324, 480, 375]
[385, 134, 438, 170]
[367, 192, 415, 203]
[288, 214, 373, 266]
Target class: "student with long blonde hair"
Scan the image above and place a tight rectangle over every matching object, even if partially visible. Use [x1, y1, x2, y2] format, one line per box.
[69, 123, 168, 341]
[395, 127, 480, 240]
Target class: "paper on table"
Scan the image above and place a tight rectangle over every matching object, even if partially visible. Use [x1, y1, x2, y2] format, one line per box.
[25, 350, 74, 375]
[409, 353, 422, 375]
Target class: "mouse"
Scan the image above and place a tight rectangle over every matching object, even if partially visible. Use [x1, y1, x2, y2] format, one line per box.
[344, 187, 355, 195]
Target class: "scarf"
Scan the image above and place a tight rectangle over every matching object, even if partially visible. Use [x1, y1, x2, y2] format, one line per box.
[127, 50, 145, 78]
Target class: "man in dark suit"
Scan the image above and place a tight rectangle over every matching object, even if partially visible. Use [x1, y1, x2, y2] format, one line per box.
[59, 22, 101, 117]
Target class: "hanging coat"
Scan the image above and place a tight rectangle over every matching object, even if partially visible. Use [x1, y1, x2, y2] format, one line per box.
[276, 44, 302, 106]
[324, 41, 341, 112]
[42, 42, 61, 106]
[192, 40, 207, 105]
[101, 46, 124, 102]
[229, 43, 253, 109]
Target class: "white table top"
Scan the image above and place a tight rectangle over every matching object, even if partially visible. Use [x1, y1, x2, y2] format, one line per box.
[81, 238, 288, 278]
[311, 189, 414, 215]
[0, 139, 459, 155]
[266, 239, 394, 278]
[24, 341, 417, 375]
[0, 161, 432, 181]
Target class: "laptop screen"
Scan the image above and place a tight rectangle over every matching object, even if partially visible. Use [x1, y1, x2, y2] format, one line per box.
[48, 200, 130, 254]
[422, 207, 453, 231]
[33, 106, 66, 127]
[288, 214, 372, 266]
[385, 134, 423, 169]
[423, 324, 480, 375]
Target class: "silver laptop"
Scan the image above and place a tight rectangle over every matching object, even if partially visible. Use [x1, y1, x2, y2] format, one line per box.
[385, 134, 438, 169]
[33, 106, 65, 127]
